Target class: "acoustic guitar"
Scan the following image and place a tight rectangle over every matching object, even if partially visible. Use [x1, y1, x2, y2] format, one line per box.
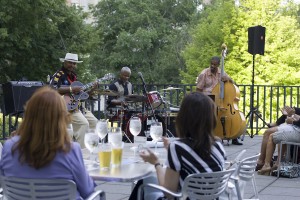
[64, 73, 115, 111]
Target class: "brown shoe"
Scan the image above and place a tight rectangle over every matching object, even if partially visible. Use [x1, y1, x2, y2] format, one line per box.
[258, 167, 271, 176]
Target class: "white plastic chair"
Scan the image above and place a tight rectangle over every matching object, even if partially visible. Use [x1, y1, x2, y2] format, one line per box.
[137, 168, 235, 200]
[229, 153, 260, 200]
[1, 176, 106, 200]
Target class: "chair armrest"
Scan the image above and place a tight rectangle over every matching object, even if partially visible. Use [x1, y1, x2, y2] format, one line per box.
[85, 190, 106, 200]
[229, 176, 239, 181]
[138, 183, 182, 199]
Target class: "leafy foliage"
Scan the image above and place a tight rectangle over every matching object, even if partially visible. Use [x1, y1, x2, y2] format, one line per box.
[90, 0, 199, 84]
[182, 0, 300, 86]
[0, 0, 96, 83]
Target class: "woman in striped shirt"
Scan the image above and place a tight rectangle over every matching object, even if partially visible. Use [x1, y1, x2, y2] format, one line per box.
[130, 92, 226, 200]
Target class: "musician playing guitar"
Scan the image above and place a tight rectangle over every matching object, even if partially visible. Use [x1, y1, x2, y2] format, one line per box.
[50, 53, 98, 149]
[196, 55, 243, 145]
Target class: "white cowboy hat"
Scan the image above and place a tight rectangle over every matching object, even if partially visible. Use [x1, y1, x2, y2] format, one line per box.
[59, 53, 83, 63]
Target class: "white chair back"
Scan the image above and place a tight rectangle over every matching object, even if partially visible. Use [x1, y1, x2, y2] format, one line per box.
[138, 169, 235, 200]
[1, 176, 77, 200]
[236, 153, 260, 182]
[182, 169, 235, 200]
[232, 153, 260, 200]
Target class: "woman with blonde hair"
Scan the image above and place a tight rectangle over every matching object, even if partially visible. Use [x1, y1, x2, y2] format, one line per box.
[0, 86, 96, 199]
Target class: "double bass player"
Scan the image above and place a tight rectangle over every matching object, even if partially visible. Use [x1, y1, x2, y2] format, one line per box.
[196, 56, 243, 145]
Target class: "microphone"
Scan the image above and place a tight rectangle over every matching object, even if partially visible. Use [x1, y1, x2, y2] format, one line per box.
[138, 72, 145, 84]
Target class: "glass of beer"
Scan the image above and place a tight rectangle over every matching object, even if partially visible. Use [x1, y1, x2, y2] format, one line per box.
[98, 143, 111, 170]
[111, 142, 124, 167]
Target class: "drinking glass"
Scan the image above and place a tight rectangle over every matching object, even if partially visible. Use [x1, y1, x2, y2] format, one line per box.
[108, 127, 122, 146]
[129, 116, 142, 141]
[84, 132, 100, 161]
[129, 116, 142, 157]
[98, 143, 111, 170]
[95, 119, 108, 144]
[150, 122, 163, 154]
[111, 142, 124, 167]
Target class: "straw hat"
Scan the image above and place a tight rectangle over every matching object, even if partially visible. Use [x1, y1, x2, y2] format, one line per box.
[59, 53, 83, 63]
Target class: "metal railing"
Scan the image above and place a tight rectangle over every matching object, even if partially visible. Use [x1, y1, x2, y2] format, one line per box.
[1, 84, 300, 140]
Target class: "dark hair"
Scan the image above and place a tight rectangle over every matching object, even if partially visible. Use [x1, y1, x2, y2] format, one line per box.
[211, 56, 220, 63]
[175, 92, 216, 156]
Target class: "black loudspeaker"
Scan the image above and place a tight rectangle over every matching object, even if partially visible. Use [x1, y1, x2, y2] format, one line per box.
[248, 25, 266, 55]
[2, 81, 44, 115]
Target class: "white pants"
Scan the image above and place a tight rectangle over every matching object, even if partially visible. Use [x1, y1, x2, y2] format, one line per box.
[71, 110, 97, 148]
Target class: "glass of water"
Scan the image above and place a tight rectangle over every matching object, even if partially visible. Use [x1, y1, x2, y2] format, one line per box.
[150, 122, 163, 155]
[95, 119, 108, 144]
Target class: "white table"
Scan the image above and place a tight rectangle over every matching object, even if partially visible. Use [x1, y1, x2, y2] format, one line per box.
[83, 143, 167, 182]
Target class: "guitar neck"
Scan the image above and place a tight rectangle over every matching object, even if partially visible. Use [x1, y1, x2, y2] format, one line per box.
[220, 50, 226, 99]
[81, 73, 115, 91]
[82, 78, 103, 91]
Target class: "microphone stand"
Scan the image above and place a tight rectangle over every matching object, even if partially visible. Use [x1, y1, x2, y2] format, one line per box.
[139, 74, 157, 122]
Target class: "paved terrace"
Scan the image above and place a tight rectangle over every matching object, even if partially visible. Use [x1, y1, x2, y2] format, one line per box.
[94, 135, 300, 200]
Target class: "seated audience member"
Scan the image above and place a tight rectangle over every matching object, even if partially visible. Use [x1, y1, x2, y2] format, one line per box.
[256, 106, 300, 171]
[129, 92, 226, 200]
[0, 86, 96, 199]
[258, 114, 300, 175]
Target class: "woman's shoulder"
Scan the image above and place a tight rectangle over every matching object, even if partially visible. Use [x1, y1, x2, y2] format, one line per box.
[70, 142, 81, 153]
[3, 135, 20, 147]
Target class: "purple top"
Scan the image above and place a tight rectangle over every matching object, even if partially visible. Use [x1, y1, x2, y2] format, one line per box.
[0, 136, 96, 200]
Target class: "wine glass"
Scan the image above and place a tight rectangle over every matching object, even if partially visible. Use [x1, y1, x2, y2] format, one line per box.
[95, 119, 108, 144]
[129, 116, 142, 140]
[129, 116, 142, 157]
[150, 122, 163, 155]
[84, 132, 100, 161]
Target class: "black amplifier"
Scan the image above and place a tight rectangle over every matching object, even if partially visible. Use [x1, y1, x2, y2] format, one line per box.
[2, 81, 44, 115]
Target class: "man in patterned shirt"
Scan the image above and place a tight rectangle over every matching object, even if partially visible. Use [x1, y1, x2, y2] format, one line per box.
[50, 53, 97, 148]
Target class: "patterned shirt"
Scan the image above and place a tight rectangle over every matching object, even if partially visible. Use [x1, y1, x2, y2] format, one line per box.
[166, 139, 226, 188]
[196, 67, 230, 94]
[49, 67, 77, 89]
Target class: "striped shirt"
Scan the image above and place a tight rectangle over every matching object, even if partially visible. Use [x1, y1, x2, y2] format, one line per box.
[166, 139, 226, 188]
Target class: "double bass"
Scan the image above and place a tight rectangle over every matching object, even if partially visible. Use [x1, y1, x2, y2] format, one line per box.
[211, 44, 246, 140]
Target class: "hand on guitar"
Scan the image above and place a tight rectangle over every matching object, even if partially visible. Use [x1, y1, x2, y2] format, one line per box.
[71, 86, 83, 94]
[221, 75, 233, 83]
[87, 81, 99, 94]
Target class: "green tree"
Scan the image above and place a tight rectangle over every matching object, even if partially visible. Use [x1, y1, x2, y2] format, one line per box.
[0, 0, 96, 83]
[181, 0, 300, 128]
[90, 0, 199, 84]
[182, 0, 300, 86]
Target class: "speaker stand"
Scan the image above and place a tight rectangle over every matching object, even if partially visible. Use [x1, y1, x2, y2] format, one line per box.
[241, 54, 268, 140]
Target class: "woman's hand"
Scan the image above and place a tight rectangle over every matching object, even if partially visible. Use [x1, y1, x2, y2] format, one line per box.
[139, 148, 159, 165]
[162, 137, 170, 150]
[286, 116, 295, 124]
[281, 106, 295, 116]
